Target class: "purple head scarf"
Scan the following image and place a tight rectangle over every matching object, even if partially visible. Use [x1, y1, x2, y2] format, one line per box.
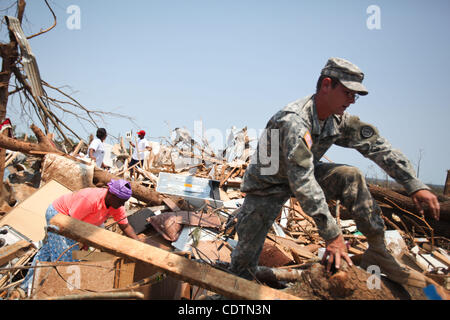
[107, 179, 132, 200]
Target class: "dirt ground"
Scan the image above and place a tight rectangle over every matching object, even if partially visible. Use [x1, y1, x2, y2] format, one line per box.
[282, 262, 428, 300]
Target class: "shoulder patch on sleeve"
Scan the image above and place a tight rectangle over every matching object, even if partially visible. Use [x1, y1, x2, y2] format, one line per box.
[360, 126, 374, 139]
[303, 130, 313, 149]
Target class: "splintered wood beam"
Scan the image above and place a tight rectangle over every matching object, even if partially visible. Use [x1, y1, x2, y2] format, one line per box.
[70, 140, 85, 156]
[162, 197, 180, 211]
[49, 213, 301, 300]
[0, 240, 32, 266]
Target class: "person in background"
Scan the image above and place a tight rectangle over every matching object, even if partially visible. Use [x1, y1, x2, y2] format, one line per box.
[20, 179, 141, 293]
[128, 130, 152, 179]
[88, 128, 109, 169]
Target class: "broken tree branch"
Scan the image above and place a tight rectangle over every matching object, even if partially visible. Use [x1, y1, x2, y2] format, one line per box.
[49, 213, 301, 300]
[0, 123, 59, 154]
[26, 0, 57, 40]
[369, 184, 450, 222]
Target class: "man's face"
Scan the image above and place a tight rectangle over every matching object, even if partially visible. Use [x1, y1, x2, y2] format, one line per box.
[327, 82, 358, 116]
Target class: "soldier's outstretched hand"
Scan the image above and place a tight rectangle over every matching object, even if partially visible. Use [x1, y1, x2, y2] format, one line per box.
[411, 189, 440, 220]
[322, 233, 353, 273]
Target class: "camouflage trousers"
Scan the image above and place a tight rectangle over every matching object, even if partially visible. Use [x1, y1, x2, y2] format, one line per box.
[230, 162, 386, 280]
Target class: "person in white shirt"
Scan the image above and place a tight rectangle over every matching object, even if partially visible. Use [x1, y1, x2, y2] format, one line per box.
[88, 128, 109, 169]
[128, 130, 152, 178]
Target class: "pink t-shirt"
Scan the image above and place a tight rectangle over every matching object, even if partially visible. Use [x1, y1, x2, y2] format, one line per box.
[52, 188, 129, 226]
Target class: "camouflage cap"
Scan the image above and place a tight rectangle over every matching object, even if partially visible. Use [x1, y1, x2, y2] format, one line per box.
[321, 57, 368, 95]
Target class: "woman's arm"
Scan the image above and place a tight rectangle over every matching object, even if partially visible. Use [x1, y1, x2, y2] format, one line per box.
[118, 223, 141, 241]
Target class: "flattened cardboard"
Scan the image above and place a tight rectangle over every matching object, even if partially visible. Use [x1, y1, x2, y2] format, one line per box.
[31, 259, 118, 299]
[0, 180, 72, 242]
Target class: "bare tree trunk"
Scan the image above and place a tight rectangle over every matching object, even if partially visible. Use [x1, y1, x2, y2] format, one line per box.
[0, 0, 26, 119]
[0, 0, 26, 202]
[368, 184, 450, 222]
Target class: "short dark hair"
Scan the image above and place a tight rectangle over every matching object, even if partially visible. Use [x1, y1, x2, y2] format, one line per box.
[316, 75, 339, 92]
[96, 128, 107, 140]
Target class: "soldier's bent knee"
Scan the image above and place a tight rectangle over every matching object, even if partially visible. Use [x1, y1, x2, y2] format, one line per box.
[335, 165, 364, 182]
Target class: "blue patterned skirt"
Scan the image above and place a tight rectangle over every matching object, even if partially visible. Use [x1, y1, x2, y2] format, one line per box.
[21, 204, 80, 290]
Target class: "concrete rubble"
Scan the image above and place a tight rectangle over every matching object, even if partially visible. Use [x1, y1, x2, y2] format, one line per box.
[0, 124, 449, 301]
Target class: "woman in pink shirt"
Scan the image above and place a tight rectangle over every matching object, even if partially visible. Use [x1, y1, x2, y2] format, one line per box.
[20, 179, 140, 293]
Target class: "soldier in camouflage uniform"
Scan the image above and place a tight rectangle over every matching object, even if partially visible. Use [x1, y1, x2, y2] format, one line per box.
[230, 57, 440, 287]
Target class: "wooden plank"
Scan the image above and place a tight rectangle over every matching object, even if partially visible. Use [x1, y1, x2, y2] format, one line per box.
[258, 238, 294, 267]
[70, 140, 85, 157]
[148, 205, 169, 212]
[217, 164, 228, 182]
[267, 234, 315, 259]
[220, 166, 238, 187]
[431, 251, 450, 267]
[0, 247, 37, 289]
[43, 291, 145, 300]
[0, 240, 32, 265]
[223, 178, 242, 188]
[5, 151, 18, 167]
[422, 243, 450, 267]
[49, 213, 301, 300]
[348, 247, 365, 255]
[219, 188, 231, 202]
[162, 197, 181, 211]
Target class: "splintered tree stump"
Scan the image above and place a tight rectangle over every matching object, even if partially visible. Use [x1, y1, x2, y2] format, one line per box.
[282, 263, 427, 300]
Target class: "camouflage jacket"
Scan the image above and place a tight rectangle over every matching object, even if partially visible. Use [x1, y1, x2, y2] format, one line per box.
[241, 95, 430, 240]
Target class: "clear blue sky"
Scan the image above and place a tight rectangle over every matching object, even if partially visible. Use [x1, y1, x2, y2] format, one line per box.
[2, 0, 450, 185]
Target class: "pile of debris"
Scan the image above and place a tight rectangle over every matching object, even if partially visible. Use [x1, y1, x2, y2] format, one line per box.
[0, 124, 449, 300]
